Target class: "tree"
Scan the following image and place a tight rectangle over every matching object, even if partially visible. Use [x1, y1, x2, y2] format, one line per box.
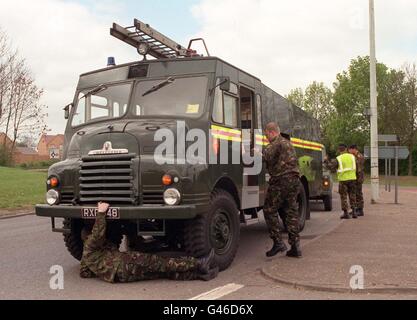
[380, 64, 417, 175]
[287, 81, 335, 149]
[0, 28, 45, 165]
[329, 56, 391, 151]
[287, 88, 304, 108]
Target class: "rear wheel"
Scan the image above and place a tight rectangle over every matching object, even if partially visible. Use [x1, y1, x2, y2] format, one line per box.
[278, 181, 308, 232]
[323, 194, 333, 212]
[183, 190, 240, 271]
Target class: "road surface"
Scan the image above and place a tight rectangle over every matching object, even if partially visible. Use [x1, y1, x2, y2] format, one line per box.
[0, 196, 407, 300]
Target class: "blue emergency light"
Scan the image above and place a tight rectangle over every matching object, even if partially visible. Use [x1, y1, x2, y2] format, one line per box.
[107, 57, 116, 67]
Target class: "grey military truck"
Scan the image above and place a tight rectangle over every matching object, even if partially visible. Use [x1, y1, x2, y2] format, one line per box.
[36, 19, 332, 270]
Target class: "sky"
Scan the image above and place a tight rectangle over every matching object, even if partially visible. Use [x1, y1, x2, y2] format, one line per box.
[0, 0, 416, 135]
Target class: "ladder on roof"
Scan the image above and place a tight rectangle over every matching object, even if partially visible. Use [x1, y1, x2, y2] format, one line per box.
[110, 19, 210, 59]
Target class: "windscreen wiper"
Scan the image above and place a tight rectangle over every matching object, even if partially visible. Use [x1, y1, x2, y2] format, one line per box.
[142, 77, 175, 97]
[80, 84, 108, 100]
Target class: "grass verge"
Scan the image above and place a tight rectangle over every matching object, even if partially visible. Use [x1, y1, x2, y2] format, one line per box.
[0, 167, 46, 209]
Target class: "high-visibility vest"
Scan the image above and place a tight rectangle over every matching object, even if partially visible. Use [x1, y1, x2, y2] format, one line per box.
[336, 153, 357, 182]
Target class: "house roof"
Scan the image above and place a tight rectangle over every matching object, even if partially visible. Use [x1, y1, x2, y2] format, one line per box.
[16, 147, 38, 155]
[0, 133, 13, 147]
[39, 134, 64, 147]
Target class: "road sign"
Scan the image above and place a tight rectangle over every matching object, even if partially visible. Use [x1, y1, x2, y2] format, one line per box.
[378, 135, 398, 143]
[364, 146, 409, 160]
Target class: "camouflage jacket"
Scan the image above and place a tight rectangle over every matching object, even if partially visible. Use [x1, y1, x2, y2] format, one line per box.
[355, 152, 365, 183]
[80, 212, 123, 283]
[263, 135, 300, 179]
[323, 158, 339, 173]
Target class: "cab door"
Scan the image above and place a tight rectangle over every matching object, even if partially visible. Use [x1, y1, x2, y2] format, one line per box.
[240, 86, 260, 210]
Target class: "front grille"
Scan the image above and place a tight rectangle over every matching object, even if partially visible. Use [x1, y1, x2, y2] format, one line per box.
[61, 190, 75, 204]
[79, 153, 137, 205]
[142, 186, 164, 205]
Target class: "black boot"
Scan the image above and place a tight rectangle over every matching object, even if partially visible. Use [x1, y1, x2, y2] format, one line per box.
[351, 209, 358, 219]
[286, 241, 302, 258]
[197, 267, 219, 281]
[266, 240, 288, 257]
[357, 208, 364, 217]
[197, 249, 216, 274]
[340, 211, 351, 220]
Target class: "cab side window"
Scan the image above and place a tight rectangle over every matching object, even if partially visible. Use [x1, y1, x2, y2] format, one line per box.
[224, 94, 238, 127]
[212, 87, 224, 124]
[212, 82, 238, 128]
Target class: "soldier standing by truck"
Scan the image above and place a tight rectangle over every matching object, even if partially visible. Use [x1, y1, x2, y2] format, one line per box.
[324, 144, 358, 219]
[349, 145, 365, 217]
[80, 202, 218, 283]
[262, 122, 302, 258]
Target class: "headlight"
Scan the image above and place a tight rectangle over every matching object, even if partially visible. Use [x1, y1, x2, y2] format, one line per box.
[163, 189, 181, 206]
[46, 190, 60, 206]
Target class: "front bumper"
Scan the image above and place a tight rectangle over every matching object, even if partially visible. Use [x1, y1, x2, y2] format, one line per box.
[35, 204, 203, 220]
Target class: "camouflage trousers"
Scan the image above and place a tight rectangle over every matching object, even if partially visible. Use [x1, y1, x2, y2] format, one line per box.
[115, 252, 199, 283]
[339, 181, 357, 212]
[263, 175, 300, 246]
[354, 181, 364, 209]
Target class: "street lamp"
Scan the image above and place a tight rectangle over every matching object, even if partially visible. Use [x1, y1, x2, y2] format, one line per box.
[369, 0, 380, 203]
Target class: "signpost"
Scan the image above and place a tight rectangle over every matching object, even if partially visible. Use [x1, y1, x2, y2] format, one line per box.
[378, 135, 398, 143]
[378, 135, 399, 192]
[364, 145, 410, 204]
[364, 146, 410, 160]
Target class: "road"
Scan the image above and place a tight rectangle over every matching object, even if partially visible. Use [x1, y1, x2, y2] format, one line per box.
[0, 196, 405, 300]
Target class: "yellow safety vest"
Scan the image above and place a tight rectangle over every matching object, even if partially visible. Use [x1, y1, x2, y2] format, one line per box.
[336, 153, 357, 182]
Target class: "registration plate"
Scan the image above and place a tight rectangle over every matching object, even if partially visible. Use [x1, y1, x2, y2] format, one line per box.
[81, 208, 120, 220]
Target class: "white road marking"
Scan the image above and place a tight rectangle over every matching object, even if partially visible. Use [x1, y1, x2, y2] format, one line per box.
[189, 283, 245, 300]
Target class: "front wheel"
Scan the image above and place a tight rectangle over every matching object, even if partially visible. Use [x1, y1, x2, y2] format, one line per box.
[63, 218, 123, 261]
[183, 190, 240, 271]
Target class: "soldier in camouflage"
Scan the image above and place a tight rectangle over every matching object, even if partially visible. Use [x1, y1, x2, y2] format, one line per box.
[80, 202, 218, 283]
[324, 144, 358, 219]
[261, 122, 302, 258]
[349, 145, 365, 217]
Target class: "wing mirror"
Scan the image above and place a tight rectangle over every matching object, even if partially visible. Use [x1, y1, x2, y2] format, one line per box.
[210, 77, 231, 95]
[219, 77, 231, 92]
[64, 103, 72, 120]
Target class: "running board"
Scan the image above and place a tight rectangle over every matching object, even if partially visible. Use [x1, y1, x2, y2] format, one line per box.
[243, 214, 260, 226]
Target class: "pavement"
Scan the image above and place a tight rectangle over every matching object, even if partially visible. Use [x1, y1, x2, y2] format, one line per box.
[0, 207, 34, 219]
[262, 185, 417, 294]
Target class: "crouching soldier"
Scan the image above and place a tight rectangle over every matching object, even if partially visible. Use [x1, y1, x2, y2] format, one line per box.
[80, 202, 218, 283]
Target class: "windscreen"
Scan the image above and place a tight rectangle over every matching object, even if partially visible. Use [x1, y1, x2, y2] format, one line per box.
[72, 83, 132, 127]
[132, 76, 208, 117]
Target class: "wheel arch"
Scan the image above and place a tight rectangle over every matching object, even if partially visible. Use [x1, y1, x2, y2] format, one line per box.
[213, 176, 241, 210]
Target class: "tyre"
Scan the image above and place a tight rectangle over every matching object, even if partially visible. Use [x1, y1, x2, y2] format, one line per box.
[63, 218, 83, 261]
[183, 189, 240, 271]
[323, 194, 333, 212]
[277, 181, 308, 232]
[63, 218, 123, 261]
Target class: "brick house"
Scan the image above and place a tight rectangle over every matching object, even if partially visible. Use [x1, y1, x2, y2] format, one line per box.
[14, 146, 48, 164]
[0, 132, 13, 149]
[37, 134, 65, 160]
[1, 133, 49, 164]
